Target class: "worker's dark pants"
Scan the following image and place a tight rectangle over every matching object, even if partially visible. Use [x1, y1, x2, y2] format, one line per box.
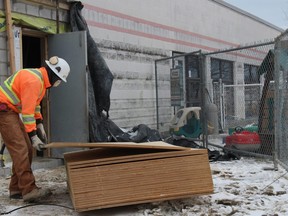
[0, 110, 37, 196]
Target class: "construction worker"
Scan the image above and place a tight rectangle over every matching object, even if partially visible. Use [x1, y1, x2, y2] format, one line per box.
[0, 56, 70, 202]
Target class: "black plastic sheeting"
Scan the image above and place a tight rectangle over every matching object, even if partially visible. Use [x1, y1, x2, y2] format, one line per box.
[70, 2, 113, 116]
[70, 2, 113, 142]
[108, 123, 162, 143]
[69, 2, 162, 143]
[167, 137, 241, 161]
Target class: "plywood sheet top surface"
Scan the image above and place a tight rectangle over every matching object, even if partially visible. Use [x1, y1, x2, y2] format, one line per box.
[45, 141, 187, 150]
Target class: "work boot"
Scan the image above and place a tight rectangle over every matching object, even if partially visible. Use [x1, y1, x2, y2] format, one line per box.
[9, 191, 22, 200]
[23, 188, 51, 202]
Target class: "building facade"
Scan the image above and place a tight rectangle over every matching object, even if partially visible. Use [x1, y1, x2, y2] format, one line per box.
[0, 0, 283, 140]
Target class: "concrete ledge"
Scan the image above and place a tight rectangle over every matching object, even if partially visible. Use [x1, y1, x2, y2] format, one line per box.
[31, 157, 64, 170]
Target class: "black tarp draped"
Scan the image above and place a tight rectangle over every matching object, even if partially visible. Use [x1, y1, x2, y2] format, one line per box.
[69, 2, 162, 143]
[70, 2, 113, 141]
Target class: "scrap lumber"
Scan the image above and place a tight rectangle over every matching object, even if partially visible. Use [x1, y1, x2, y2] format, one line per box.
[54, 141, 213, 212]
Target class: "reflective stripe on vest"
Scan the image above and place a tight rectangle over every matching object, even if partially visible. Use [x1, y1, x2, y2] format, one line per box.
[22, 114, 35, 126]
[35, 105, 41, 114]
[0, 70, 20, 105]
[0, 69, 44, 110]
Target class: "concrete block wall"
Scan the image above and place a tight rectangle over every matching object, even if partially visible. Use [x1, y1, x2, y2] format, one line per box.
[81, 0, 282, 130]
[0, 0, 283, 132]
[12, 2, 68, 22]
[0, 32, 8, 84]
[0, 1, 9, 78]
[0, 32, 10, 84]
[0, 1, 68, 25]
[82, 0, 281, 50]
[97, 41, 167, 129]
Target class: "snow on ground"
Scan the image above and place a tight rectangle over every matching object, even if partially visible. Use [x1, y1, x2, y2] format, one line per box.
[0, 156, 288, 216]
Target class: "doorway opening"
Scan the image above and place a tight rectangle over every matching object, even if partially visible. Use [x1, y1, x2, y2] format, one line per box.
[22, 34, 48, 157]
[22, 35, 42, 68]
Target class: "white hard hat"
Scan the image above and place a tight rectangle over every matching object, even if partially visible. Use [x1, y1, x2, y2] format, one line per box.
[45, 56, 70, 82]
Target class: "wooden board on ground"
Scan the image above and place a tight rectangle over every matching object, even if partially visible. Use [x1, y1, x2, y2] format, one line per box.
[63, 142, 214, 212]
[45, 141, 187, 150]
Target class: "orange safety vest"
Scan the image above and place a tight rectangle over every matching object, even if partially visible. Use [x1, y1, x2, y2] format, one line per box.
[0, 67, 51, 133]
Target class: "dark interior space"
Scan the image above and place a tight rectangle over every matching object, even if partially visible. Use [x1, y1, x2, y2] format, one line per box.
[22, 35, 41, 68]
[22, 35, 44, 157]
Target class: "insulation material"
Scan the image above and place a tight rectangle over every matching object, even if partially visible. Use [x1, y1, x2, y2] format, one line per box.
[60, 141, 214, 212]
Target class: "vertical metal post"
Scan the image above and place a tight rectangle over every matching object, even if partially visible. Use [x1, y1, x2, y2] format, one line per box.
[219, 79, 223, 131]
[199, 52, 208, 148]
[220, 79, 225, 129]
[273, 39, 280, 171]
[155, 61, 159, 130]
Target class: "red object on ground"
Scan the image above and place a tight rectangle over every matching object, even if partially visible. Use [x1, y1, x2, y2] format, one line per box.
[225, 130, 261, 152]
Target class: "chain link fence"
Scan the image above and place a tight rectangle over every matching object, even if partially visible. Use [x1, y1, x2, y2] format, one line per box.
[204, 41, 275, 158]
[155, 40, 277, 159]
[155, 31, 288, 172]
[155, 51, 203, 136]
[212, 82, 263, 133]
[274, 30, 288, 170]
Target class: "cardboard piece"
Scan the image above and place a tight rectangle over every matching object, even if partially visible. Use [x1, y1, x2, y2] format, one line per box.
[61, 141, 213, 212]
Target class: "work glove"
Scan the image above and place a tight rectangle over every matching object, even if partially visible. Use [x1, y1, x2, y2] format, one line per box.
[36, 122, 47, 144]
[30, 135, 46, 151]
[28, 129, 46, 151]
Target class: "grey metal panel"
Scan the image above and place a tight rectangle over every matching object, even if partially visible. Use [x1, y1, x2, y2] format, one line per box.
[48, 31, 88, 158]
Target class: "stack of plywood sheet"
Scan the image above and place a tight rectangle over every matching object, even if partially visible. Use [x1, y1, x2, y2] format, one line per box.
[46, 141, 213, 212]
